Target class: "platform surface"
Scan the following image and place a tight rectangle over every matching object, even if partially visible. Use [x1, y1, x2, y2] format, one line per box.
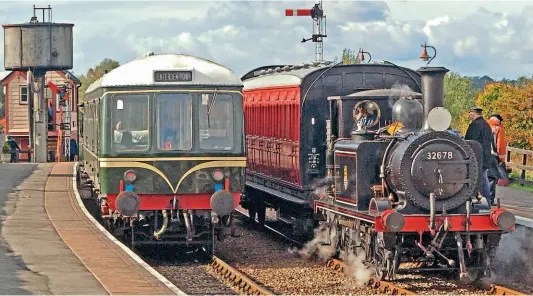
[0, 163, 107, 295]
[497, 185, 533, 227]
[45, 162, 176, 295]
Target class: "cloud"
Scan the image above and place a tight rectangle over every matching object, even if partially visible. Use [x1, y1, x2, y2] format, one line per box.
[0, 1, 532, 81]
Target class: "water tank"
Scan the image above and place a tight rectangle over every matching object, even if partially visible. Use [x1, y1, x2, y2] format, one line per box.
[3, 22, 74, 71]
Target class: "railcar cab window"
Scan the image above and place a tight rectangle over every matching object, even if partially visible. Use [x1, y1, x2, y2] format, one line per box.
[112, 95, 150, 152]
[199, 93, 234, 150]
[353, 100, 380, 130]
[157, 93, 192, 150]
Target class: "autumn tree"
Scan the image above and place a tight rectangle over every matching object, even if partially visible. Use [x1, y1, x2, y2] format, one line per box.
[342, 48, 361, 65]
[475, 81, 533, 149]
[443, 72, 477, 131]
[78, 58, 120, 102]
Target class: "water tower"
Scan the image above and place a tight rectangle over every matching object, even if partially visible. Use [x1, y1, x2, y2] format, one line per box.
[3, 5, 74, 162]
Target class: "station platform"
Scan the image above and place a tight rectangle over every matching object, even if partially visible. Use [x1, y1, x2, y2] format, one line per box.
[497, 185, 533, 228]
[0, 162, 182, 295]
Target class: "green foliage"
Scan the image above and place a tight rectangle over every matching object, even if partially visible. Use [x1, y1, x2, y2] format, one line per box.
[78, 58, 120, 102]
[443, 72, 477, 131]
[342, 48, 360, 65]
[2, 142, 10, 154]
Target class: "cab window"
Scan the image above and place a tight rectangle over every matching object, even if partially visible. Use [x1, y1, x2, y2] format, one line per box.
[112, 94, 150, 152]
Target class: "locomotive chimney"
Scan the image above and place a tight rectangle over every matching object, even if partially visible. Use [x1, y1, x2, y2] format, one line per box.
[417, 66, 449, 131]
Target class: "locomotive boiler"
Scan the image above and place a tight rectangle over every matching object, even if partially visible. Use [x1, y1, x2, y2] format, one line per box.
[314, 66, 516, 282]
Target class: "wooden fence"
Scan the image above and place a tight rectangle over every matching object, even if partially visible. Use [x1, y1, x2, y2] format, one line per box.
[506, 146, 533, 186]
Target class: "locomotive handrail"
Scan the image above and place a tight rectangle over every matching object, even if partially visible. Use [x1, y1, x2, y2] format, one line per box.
[506, 146, 533, 186]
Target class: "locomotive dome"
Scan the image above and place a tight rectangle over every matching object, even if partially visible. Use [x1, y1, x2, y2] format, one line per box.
[86, 53, 243, 93]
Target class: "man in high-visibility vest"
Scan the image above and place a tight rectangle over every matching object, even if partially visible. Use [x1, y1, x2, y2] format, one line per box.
[487, 114, 506, 162]
[487, 113, 509, 204]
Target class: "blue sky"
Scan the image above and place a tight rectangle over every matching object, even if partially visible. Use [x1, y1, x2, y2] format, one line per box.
[1, 0, 532, 80]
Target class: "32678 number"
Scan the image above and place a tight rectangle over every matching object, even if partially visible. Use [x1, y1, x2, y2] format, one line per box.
[426, 151, 453, 160]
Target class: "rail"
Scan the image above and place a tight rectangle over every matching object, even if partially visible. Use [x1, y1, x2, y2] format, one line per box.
[506, 146, 533, 186]
[327, 259, 414, 295]
[210, 256, 274, 295]
[327, 258, 525, 296]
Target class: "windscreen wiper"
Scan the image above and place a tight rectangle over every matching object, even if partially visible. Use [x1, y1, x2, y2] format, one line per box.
[207, 89, 218, 128]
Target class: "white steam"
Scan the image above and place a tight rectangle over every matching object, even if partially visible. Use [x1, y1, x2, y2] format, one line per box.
[289, 219, 375, 287]
[490, 226, 533, 284]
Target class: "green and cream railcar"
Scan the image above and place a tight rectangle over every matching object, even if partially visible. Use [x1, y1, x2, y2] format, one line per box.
[77, 53, 246, 250]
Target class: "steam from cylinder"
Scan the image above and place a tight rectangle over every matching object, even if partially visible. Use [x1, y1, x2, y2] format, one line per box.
[417, 67, 450, 131]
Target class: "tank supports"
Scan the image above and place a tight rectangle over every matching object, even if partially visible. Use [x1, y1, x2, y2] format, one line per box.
[28, 70, 48, 163]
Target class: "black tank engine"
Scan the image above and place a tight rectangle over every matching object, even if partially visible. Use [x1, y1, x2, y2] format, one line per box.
[315, 66, 515, 282]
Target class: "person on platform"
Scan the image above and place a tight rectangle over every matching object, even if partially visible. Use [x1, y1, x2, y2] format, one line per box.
[69, 138, 78, 161]
[6, 136, 20, 163]
[487, 114, 509, 204]
[465, 106, 495, 204]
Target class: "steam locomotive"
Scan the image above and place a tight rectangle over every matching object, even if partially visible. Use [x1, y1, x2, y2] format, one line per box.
[240, 61, 515, 281]
[313, 66, 516, 282]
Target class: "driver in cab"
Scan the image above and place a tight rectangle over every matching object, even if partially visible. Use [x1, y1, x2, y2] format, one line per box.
[355, 102, 376, 128]
[160, 114, 179, 150]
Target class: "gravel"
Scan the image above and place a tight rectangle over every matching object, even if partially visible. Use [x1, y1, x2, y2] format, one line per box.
[213, 212, 378, 295]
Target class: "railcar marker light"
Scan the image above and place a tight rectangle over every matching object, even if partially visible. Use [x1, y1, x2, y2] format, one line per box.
[124, 170, 137, 182]
[212, 169, 224, 181]
[125, 184, 134, 192]
[215, 183, 223, 192]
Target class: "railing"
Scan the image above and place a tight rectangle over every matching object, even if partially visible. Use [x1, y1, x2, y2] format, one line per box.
[506, 146, 533, 186]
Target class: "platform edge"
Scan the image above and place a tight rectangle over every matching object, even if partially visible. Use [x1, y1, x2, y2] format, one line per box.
[72, 162, 187, 296]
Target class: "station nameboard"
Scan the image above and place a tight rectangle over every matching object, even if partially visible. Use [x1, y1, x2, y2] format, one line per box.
[154, 71, 193, 82]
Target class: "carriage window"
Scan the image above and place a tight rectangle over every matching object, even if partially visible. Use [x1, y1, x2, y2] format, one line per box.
[112, 94, 150, 152]
[157, 93, 192, 150]
[199, 93, 234, 150]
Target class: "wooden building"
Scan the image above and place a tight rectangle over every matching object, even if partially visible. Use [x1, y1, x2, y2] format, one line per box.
[0, 70, 80, 161]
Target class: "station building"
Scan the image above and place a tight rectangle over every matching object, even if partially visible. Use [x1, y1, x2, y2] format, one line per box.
[0, 70, 80, 161]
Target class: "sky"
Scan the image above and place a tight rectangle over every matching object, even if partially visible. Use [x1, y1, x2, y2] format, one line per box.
[0, 0, 532, 80]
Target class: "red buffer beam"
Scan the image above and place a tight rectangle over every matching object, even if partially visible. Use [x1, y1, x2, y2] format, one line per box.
[285, 9, 311, 16]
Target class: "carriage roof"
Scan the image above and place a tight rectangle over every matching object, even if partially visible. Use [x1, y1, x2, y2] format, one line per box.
[242, 61, 421, 91]
[85, 53, 243, 94]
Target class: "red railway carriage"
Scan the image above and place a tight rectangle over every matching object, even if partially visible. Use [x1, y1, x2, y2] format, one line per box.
[240, 61, 422, 230]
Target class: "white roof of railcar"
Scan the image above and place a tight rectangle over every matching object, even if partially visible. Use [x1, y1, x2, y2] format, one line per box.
[86, 53, 242, 94]
[243, 62, 331, 90]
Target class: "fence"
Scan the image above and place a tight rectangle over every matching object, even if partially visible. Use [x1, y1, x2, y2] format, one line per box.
[506, 146, 533, 186]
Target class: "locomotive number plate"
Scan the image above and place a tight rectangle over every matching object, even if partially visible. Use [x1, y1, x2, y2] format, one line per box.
[154, 71, 193, 82]
[426, 151, 453, 160]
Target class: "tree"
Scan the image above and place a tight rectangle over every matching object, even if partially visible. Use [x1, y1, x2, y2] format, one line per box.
[78, 58, 120, 102]
[475, 81, 533, 149]
[341, 48, 360, 65]
[443, 72, 477, 131]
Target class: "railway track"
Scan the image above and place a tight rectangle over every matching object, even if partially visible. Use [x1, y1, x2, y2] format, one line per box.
[235, 207, 528, 295]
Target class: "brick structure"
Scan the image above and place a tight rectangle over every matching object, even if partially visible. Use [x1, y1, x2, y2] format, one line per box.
[0, 70, 80, 161]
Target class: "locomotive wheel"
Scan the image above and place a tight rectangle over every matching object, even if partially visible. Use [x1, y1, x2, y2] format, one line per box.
[375, 248, 387, 280]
